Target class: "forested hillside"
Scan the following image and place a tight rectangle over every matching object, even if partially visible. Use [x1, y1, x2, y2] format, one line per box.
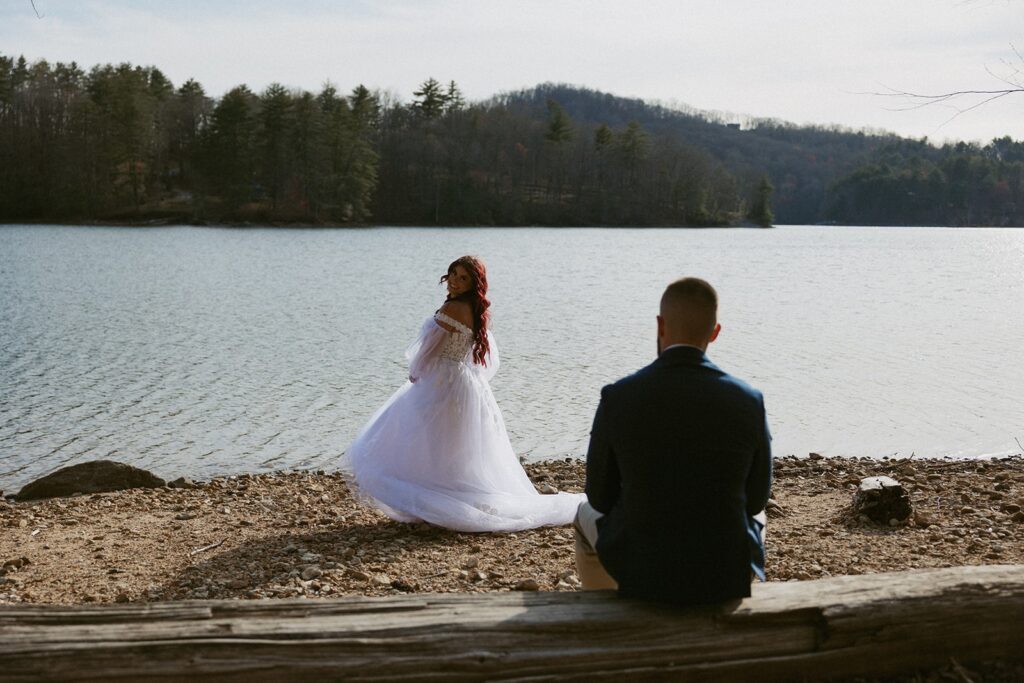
[496, 85, 898, 224]
[1, 54, 1020, 226]
[825, 136, 1024, 226]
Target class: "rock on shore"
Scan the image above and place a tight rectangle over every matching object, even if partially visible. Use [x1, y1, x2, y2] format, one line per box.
[15, 460, 166, 501]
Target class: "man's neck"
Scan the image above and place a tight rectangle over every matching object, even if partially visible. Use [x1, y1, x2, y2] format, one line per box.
[660, 342, 705, 355]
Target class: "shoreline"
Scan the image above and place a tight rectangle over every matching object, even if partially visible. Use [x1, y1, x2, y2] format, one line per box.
[1, 455, 1020, 607]
[0, 218, 762, 229]
[7, 219, 1024, 229]
[4, 450, 1021, 501]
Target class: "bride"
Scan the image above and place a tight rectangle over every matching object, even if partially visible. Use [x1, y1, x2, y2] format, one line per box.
[342, 256, 585, 532]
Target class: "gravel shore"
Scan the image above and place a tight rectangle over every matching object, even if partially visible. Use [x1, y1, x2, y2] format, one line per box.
[1, 455, 1021, 606]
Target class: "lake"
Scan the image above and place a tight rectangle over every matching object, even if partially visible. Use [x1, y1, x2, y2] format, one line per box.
[1, 224, 1022, 492]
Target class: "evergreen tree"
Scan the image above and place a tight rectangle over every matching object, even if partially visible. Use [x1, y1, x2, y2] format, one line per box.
[542, 99, 573, 206]
[258, 83, 293, 212]
[202, 85, 257, 210]
[290, 90, 325, 217]
[591, 124, 614, 221]
[444, 80, 464, 114]
[349, 84, 380, 129]
[412, 77, 446, 119]
[748, 175, 774, 227]
[168, 79, 210, 198]
[615, 121, 648, 190]
[544, 99, 573, 144]
[85, 63, 161, 214]
[341, 85, 379, 221]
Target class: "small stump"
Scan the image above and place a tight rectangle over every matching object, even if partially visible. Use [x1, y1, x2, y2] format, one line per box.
[853, 476, 912, 525]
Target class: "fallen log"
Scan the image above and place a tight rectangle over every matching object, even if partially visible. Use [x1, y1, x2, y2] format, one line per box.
[1, 565, 1022, 682]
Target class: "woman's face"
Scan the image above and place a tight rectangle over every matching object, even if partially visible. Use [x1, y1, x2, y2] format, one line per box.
[446, 264, 473, 297]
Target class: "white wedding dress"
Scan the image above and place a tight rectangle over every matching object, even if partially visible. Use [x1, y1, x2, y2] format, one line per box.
[342, 312, 585, 532]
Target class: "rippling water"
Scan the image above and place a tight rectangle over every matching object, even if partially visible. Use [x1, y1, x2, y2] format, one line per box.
[1, 224, 1022, 491]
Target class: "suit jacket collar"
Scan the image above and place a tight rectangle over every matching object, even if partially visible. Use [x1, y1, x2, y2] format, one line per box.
[655, 344, 714, 369]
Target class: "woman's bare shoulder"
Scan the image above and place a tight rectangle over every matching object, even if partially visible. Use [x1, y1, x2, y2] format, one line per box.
[438, 300, 474, 329]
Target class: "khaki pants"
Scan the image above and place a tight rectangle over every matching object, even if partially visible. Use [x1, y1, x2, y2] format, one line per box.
[573, 502, 768, 589]
[573, 501, 618, 590]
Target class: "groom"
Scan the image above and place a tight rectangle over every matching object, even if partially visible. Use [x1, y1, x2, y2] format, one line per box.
[575, 277, 772, 604]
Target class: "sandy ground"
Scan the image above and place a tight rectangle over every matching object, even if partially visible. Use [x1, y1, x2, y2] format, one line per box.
[1, 455, 1020, 605]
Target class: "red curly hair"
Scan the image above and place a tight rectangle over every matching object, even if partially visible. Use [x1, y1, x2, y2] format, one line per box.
[440, 256, 491, 366]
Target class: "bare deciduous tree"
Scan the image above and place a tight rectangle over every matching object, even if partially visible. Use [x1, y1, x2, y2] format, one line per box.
[873, 45, 1023, 126]
[871, 1, 1023, 126]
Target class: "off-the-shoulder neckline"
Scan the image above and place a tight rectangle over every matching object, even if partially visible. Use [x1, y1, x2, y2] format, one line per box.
[434, 311, 473, 335]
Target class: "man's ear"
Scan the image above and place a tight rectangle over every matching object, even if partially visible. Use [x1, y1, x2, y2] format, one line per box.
[708, 322, 721, 344]
[656, 314, 665, 338]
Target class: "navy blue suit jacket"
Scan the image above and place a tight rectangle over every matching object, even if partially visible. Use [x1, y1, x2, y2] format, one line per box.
[586, 345, 772, 605]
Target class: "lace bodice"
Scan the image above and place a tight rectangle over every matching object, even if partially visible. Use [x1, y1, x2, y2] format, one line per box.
[435, 312, 474, 362]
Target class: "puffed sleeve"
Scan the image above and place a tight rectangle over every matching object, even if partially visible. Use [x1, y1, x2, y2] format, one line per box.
[405, 317, 448, 382]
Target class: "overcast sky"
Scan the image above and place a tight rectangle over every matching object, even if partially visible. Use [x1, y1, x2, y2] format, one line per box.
[3, 0, 1023, 143]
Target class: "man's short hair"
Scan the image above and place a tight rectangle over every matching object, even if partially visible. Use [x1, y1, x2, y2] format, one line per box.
[660, 277, 718, 342]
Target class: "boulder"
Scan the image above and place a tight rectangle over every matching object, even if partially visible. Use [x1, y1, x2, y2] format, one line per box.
[16, 460, 165, 501]
[852, 476, 912, 525]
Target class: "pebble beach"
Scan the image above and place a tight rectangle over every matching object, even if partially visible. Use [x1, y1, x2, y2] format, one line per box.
[1, 455, 1021, 605]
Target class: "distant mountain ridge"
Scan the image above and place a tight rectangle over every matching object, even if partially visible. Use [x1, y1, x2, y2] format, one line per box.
[496, 84, 902, 224]
[497, 84, 1024, 227]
